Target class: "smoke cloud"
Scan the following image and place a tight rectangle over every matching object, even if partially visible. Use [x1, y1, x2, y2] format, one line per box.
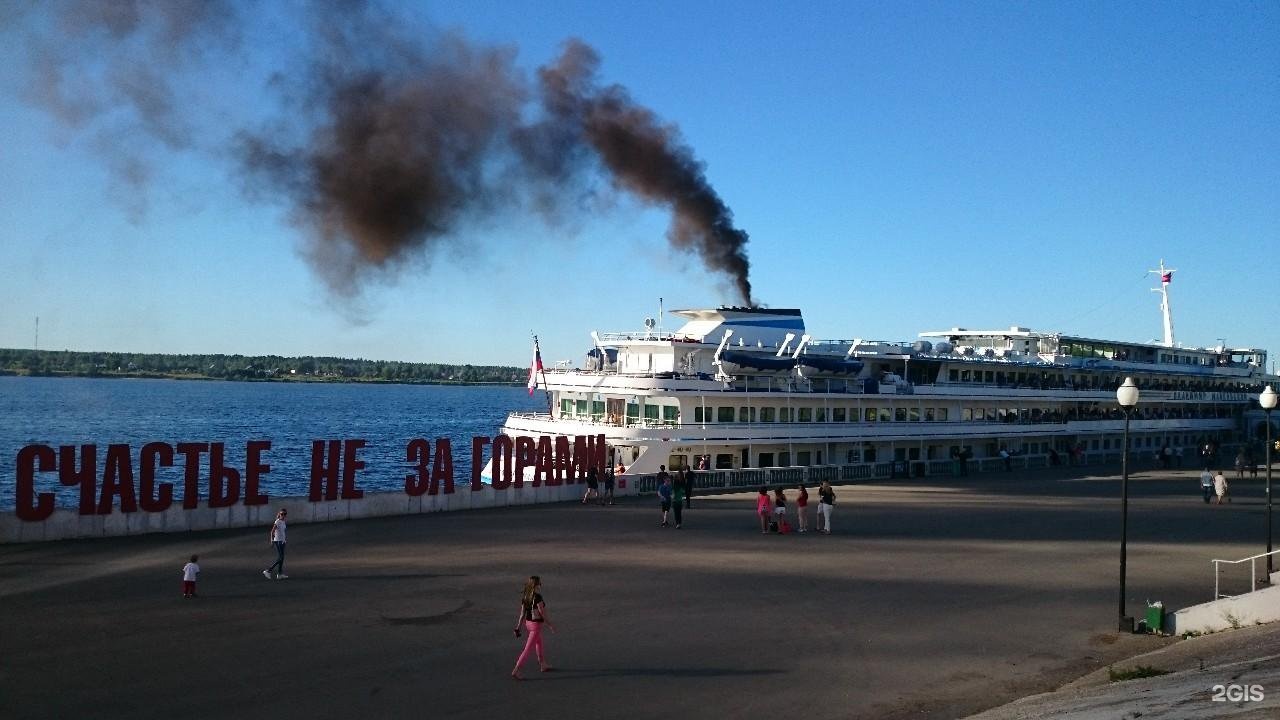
[13, 1, 757, 306]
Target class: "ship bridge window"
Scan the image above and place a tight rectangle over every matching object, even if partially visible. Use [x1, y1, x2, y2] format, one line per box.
[717, 407, 735, 423]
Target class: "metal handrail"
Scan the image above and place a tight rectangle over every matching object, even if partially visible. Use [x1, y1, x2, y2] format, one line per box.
[1212, 549, 1280, 599]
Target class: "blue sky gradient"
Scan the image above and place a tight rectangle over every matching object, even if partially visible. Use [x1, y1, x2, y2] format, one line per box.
[1, 1, 1276, 369]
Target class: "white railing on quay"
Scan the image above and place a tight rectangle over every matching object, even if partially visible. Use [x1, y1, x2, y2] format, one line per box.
[1212, 549, 1280, 599]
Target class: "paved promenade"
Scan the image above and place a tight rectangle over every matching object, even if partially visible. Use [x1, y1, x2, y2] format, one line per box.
[1, 464, 1274, 719]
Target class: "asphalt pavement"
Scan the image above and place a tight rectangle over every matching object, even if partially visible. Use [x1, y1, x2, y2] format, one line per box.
[1, 463, 1274, 719]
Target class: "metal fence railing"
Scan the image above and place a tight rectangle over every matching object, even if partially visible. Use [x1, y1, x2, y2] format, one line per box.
[1212, 550, 1280, 599]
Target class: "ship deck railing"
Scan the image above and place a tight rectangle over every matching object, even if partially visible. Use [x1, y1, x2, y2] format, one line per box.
[506, 411, 1238, 430]
[622, 450, 1143, 494]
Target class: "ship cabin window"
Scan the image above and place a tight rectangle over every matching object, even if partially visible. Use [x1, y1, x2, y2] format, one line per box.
[865, 407, 877, 422]
[778, 452, 790, 466]
[759, 452, 775, 467]
[715, 454, 733, 469]
[667, 454, 687, 470]
[895, 408, 908, 422]
[781, 408, 795, 422]
[925, 408, 935, 421]
[694, 406, 705, 423]
[878, 408, 892, 422]
[797, 451, 811, 466]
[960, 369, 972, 382]
[816, 408, 827, 422]
[846, 449, 860, 463]
[627, 402, 640, 423]
[591, 401, 605, 420]
[864, 445, 877, 462]
[576, 399, 589, 415]
[798, 407, 813, 422]
[949, 369, 959, 381]
[663, 406, 679, 424]
[717, 407, 735, 423]
[738, 407, 756, 423]
[909, 407, 921, 422]
[761, 407, 776, 422]
[561, 399, 573, 416]
[644, 404, 660, 422]
[833, 407, 847, 422]
[984, 371, 994, 383]
[937, 408, 948, 421]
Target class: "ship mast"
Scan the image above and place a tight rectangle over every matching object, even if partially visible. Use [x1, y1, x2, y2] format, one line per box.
[1149, 259, 1176, 348]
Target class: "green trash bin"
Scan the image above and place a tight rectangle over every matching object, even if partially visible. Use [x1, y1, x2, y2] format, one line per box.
[1144, 601, 1163, 634]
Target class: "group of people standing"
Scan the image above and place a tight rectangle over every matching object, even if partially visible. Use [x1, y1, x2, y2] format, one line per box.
[757, 482, 835, 534]
[655, 465, 693, 528]
[581, 465, 618, 505]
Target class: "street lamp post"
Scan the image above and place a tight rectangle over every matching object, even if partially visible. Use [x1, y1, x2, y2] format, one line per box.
[1261, 386, 1277, 579]
[1116, 377, 1140, 632]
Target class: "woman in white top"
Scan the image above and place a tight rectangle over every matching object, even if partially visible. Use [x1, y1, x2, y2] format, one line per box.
[263, 509, 288, 579]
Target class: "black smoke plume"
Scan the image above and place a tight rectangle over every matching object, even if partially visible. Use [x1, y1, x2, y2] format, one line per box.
[14, 1, 757, 306]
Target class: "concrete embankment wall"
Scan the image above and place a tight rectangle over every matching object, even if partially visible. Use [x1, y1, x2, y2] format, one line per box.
[0, 481, 639, 544]
[1168, 581, 1280, 635]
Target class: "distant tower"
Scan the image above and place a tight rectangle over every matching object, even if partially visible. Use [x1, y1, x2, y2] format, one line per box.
[1149, 260, 1176, 348]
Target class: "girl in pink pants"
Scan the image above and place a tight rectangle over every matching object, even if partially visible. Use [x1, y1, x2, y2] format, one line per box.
[512, 575, 555, 679]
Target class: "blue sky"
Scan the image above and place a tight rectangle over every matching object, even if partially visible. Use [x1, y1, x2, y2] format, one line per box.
[1, 1, 1277, 369]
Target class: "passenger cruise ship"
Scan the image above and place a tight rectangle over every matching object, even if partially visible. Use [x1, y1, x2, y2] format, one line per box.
[497, 266, 1278, 483]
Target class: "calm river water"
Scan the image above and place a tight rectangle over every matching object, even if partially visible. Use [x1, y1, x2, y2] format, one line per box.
[0, 376, 543, 510]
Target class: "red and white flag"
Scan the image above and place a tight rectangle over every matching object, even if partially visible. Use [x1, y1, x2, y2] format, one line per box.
[527, 339, 543, 396]
[1161, 272, 1172, 285]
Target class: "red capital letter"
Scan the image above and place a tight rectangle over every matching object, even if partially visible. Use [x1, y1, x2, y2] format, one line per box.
[207, 442, 241, 509]
[59, 444, 97, 516]
[176, 443, 209, 509]
[244, 440, 271, 506]
[341, 440, 365, 500]
[99, 443, 139, 514]
[16, 445, 56, 522]
[405, 439, 430, 497]
[139, 442, 174, 513]
[470, 436, 490, 492]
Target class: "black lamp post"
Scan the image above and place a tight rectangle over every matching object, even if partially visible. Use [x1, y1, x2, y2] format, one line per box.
[1261, 386, 1277, 579]
[1116, 377, 1140, 632]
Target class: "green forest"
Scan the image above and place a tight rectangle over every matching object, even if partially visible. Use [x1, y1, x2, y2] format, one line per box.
[0, 348, 524, 385]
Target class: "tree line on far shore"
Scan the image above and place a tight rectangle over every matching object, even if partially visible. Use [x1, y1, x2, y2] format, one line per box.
[0, 348, 525, 385]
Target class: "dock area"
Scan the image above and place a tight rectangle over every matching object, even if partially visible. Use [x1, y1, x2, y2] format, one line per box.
[2, 464, 1276, 719]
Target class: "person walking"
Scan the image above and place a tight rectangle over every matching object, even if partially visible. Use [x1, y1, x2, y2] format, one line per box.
[603, 466, 615, 505]
[657, 472, 673, 527]
[681, 467, 694, 509]
[773, 486, 788, 531]
[511, 575, 555, 679]
[795, 484, 810, 533]
[182, 554, 200, 598]
[817, 481, 835, 534]
[672, 471, 687, 528]
[1213, 470, 1230, 505]
[263, 508, 288, 580]
[1199, 469, 1214, 504]
[1234, 451, 1247, 482]
[583, 467, 600, 504]
[756, 487, 772, 534]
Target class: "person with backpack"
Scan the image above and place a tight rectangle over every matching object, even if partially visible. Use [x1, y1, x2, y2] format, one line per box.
[657, 471, 674, 527]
